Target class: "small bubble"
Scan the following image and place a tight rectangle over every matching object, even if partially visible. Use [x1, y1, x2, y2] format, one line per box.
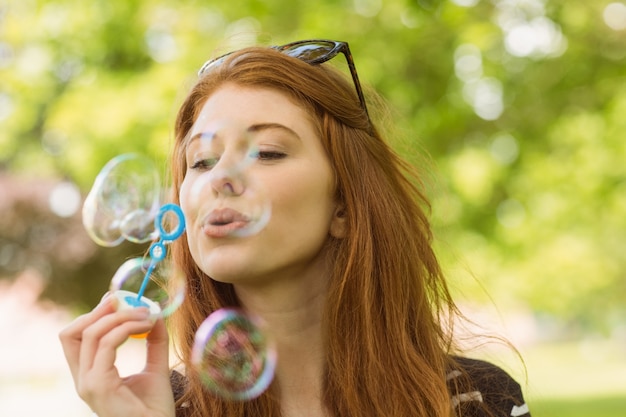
[192, 308, 277, 400]
[109, 257, 186, 318]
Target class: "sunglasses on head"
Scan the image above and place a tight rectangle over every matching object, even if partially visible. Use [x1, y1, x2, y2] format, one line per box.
[198, 39, 370, 122]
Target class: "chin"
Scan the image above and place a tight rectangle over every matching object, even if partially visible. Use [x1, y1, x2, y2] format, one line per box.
[199, 261, 252, 285]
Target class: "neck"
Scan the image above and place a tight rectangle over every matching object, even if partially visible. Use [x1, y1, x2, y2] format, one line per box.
[234, 268, 328, 416]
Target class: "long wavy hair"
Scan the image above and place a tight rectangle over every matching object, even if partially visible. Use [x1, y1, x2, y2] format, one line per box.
[168, 46, 463, 417]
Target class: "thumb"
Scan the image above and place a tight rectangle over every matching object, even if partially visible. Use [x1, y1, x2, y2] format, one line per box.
[145, 318, 169, 374]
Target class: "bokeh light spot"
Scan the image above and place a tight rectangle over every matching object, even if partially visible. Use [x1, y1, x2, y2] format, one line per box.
[49, 181, 81, 218]
[603, 2, 626, 31]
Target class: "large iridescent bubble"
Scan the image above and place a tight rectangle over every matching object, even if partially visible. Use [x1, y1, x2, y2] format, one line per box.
[192, 308, 277, 400]
[82, 153, 161, 246]
[184, 119, 271, 238]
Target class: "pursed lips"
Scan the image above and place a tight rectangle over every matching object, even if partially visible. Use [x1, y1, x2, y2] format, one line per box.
[201, 207, 251, 238]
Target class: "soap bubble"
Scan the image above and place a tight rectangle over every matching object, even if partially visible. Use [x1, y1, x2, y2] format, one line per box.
[184, 120, 271, 238]
[187, 170, 271, 239]
[119, 208, 158, 243]
[191, 308, 277, 400]
[186, 119, 259, 178]
[109, 256, 186, 318]
[82, 154, 161, 246]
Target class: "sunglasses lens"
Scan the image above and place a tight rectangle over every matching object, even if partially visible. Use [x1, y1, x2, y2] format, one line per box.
[279, 41, 337, 64]
[198, 53, 232, 76]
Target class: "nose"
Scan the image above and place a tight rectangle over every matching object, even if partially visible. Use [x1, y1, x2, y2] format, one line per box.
[209, 167, 245, 196]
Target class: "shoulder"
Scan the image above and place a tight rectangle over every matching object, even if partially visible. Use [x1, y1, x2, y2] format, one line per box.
[447, 356, 531, 417]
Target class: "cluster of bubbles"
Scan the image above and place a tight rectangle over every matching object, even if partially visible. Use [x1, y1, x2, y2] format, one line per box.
[82, 154, 187, 318]
[81, 118, 276, 400]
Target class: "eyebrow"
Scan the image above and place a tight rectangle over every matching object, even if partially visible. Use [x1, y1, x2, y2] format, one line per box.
[246, 122, 301, 140]
[186, 122, 301, 147]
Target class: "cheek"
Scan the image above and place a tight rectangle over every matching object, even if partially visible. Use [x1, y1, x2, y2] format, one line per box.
[179, 177, 196, 218]
[179, 183, 203, 265]
[271, 178, 335, 230]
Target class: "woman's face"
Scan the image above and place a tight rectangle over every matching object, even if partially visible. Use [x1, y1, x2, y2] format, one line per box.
[179, 83, 342, 287]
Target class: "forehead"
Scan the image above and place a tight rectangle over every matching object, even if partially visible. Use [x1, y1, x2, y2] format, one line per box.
[190, 84, 311, 134]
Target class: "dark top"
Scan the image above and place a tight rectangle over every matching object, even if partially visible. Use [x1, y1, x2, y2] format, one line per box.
[447, 356, 530, 417]
[171, 356, 530, 417]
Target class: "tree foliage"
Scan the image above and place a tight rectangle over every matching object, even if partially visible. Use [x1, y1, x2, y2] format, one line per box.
[1, 0, 624, 332]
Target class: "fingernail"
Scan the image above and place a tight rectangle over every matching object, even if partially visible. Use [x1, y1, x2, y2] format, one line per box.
[97, 291, 111, 306]
[133, 307, 151, 319]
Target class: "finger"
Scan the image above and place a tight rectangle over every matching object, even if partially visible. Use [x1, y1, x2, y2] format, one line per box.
[77, 315, 156, 403]
[59, 296, 116, 381]
[145, 318, 170, 374]
[98, 291, 111, 305]
[78, 307, 153, 375]
[86, 314, 157, 380]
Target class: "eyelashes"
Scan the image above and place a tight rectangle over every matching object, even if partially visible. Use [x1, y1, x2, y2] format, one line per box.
[188, 151, 287, 171]
[255, 150, 287, 161]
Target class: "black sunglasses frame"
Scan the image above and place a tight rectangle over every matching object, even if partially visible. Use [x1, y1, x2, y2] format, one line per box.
[198, 39, 370, 122]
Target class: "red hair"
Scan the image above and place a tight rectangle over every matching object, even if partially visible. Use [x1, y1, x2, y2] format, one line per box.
[168, 47, 461, 417]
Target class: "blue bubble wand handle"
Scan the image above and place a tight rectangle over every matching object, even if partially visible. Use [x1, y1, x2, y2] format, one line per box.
[135, 203, 186, 302]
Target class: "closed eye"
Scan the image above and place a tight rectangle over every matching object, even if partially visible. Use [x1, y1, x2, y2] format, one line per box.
[190, 158, 219, 170]
[256, 150, 287, 161]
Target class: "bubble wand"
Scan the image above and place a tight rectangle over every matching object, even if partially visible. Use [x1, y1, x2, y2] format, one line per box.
[126, 203, 186, 308]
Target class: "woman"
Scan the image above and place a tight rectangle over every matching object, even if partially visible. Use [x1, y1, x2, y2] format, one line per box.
[60, 40, 530, 417]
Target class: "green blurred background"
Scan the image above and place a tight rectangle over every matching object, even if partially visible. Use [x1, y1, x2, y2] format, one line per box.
[1, 0, 625, 416]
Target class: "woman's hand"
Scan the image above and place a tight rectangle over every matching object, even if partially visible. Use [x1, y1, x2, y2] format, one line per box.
[59, 295, 176, 417]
